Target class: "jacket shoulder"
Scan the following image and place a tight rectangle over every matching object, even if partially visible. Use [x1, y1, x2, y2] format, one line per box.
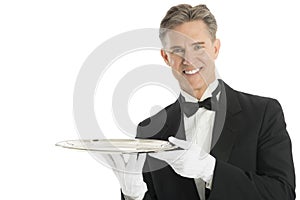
[136, 100, 180, 139]
[228, 84, 281, 110]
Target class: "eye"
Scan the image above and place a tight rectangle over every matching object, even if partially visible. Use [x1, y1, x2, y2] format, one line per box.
[193, 45, 203, 51]
[171, 48, 185, 55]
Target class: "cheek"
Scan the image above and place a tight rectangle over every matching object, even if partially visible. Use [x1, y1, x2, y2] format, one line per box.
[169, 59, 175, 66]
[169, 59, 181, 71]
[204, 48, 214, 58]
[203, 43, 216, 58]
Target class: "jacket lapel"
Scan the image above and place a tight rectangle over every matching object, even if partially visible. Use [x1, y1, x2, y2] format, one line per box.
[210, 81, 242, 162]
[160, 98, 186, 141]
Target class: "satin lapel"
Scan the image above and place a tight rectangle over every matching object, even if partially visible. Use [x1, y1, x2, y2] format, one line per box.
[160, 98, 186, 141]
[211, 81, 242, 162]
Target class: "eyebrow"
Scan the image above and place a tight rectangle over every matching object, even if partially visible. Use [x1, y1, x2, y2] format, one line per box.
[169, 42, 205, 49]
[192, 42, 205, 45]
[169, 45, 183, 50]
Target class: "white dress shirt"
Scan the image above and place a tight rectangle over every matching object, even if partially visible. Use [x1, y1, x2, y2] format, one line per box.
[180, 79, 220, 193]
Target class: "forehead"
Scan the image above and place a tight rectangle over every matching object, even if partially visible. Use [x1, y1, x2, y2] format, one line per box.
[163, 20, 211, 47]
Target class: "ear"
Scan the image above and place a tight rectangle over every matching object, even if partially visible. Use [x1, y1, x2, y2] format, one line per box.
[213, 39, 221, 59]
[161, 49, 170, 65]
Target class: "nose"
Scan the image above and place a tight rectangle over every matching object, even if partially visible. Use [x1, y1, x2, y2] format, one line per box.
[182, 49, 194, 66]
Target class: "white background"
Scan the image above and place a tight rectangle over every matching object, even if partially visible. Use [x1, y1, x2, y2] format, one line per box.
[0, 0, 299, 199]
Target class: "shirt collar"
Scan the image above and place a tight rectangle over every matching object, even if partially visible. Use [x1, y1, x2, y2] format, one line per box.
[180, 79, 219, 102]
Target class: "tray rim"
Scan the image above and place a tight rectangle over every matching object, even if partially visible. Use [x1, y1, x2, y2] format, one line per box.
[55, 138, 177, 153]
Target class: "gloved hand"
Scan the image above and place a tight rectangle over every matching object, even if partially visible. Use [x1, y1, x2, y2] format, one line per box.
[149, 136, 215, 182]
[101, 153, 147, 200]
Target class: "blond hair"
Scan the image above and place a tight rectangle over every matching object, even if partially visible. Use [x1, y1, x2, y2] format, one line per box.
[159, 4, 217, 42]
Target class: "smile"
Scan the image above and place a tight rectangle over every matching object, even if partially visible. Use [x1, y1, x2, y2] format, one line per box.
[183, 67, 203, 75]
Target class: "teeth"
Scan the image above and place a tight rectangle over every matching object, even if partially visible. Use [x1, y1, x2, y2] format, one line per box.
[184, 68, 200, 75]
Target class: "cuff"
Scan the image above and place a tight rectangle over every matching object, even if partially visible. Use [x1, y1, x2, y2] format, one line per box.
[201, 155, 216, 183]
[205, 177, 213, 189]
[123, 193, 145, 200]
[122, 181, 147, 200]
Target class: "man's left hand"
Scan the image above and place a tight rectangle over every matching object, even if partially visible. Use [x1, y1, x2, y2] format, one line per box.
[149, 136, 215, 182]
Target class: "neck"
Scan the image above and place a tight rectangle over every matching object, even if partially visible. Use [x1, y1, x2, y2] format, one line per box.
[181, 79, 219, 100]
[182, 84, 208, 100]
[193, 86, 208, 100]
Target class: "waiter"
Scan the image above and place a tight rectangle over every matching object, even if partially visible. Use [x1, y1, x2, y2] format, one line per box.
[103, 4, 296, 200]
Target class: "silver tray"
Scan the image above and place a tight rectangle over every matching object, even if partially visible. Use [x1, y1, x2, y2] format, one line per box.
[55, 139, 177, 153]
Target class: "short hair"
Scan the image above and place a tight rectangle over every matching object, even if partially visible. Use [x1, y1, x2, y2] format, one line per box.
[159, 4, 218, 43]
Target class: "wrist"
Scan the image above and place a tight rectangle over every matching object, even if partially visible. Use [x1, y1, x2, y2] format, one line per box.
[122, 180, 147, 199]
[198, 155, 216, 182]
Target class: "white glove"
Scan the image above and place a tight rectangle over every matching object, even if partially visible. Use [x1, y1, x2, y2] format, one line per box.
[101, 153, 147, 200]
[149, 137, 215, 182]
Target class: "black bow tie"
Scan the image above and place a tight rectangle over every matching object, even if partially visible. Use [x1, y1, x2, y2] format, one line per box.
[181, 97, 218, 117]
[181, 83, 221, 117]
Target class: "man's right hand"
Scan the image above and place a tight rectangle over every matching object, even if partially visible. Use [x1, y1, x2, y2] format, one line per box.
[101, 153, 147, 200]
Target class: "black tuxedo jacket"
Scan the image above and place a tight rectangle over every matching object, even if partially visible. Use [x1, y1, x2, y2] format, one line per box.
[122, 81, 295, 200]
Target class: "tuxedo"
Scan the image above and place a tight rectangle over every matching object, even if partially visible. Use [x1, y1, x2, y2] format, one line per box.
[122, 80, 296, 200]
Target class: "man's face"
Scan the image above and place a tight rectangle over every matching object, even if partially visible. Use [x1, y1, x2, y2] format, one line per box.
[161, 20, 220, 99]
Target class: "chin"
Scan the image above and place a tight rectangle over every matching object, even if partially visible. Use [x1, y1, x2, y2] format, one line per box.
[190, 81, 207, 90]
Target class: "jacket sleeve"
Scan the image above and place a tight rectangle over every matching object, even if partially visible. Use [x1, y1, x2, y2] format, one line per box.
[209, 99, 296, 199]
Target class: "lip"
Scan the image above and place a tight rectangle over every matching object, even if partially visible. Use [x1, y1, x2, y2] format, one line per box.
[183, 66, 204, 75]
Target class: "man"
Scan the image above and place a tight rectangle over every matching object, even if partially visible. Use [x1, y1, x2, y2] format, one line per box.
[105, 4, 295, 200]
